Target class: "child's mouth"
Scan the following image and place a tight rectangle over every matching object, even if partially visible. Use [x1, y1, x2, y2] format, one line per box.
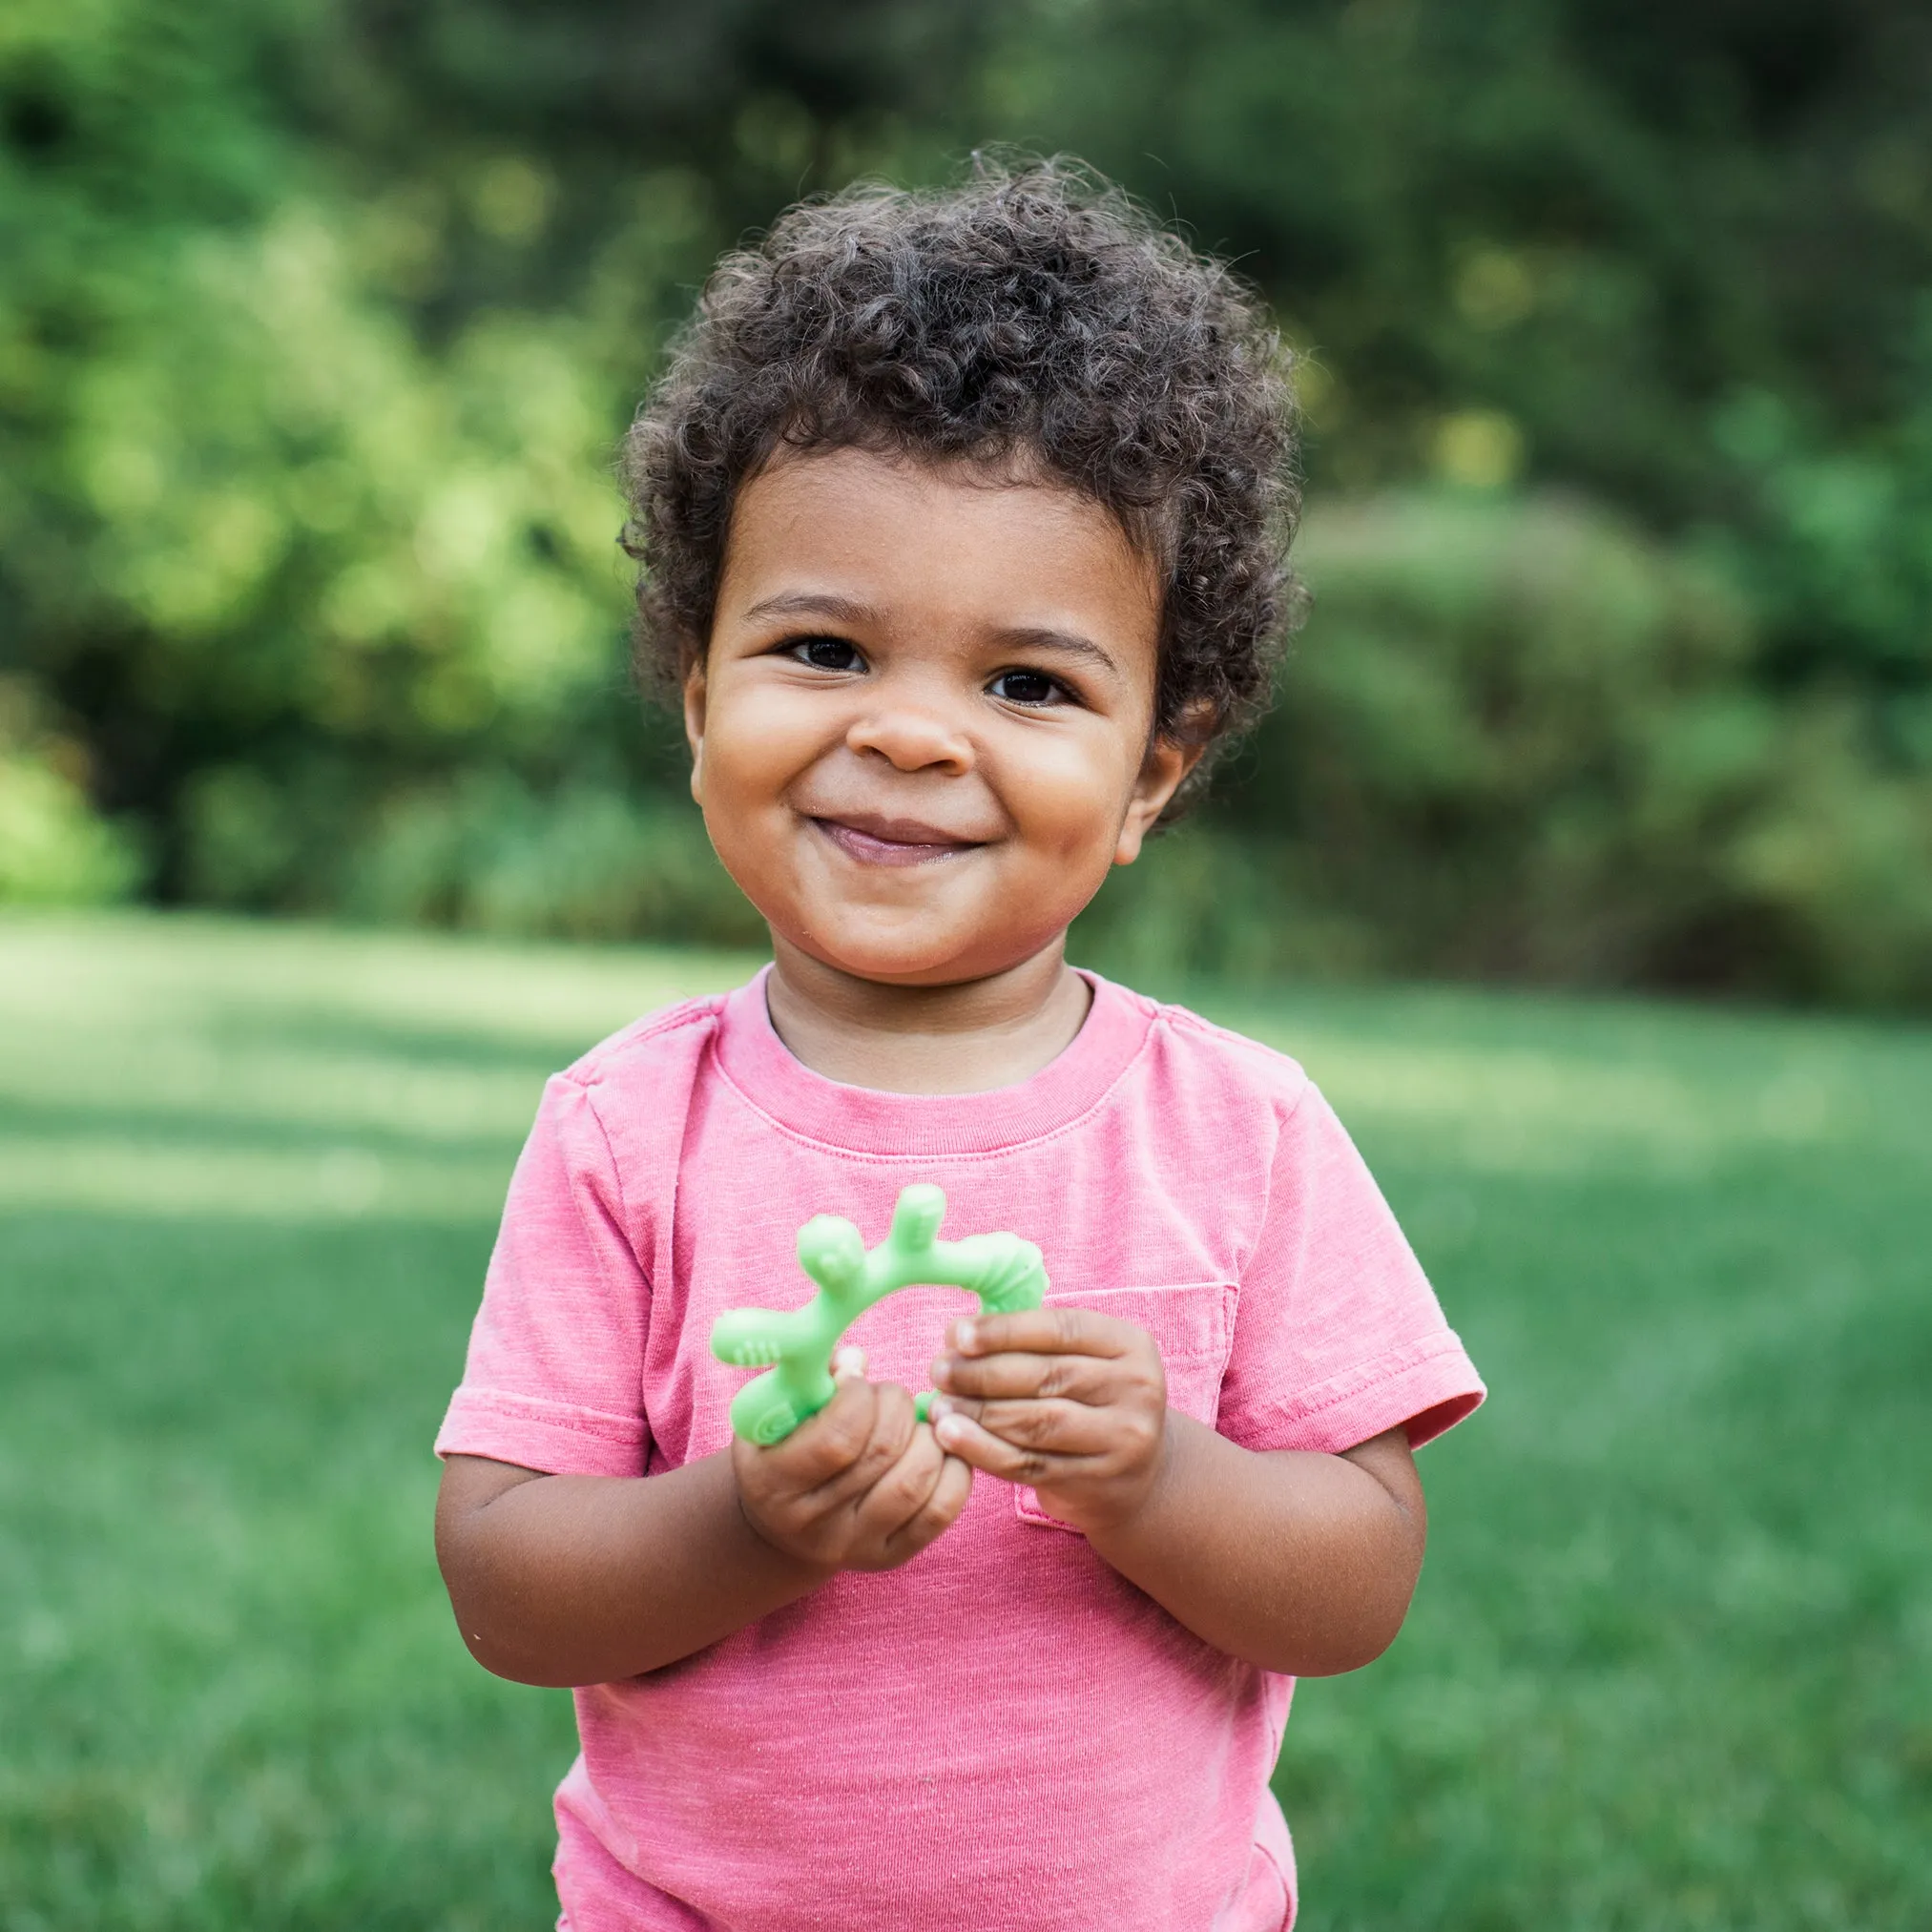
[810, 816, 984, 867]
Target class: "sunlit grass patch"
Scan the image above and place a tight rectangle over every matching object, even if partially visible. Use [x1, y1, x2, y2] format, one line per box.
[1, 911, 1927, 1929]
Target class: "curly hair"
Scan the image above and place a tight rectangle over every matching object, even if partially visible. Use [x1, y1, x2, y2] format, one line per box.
[619, 156, 1302, 813]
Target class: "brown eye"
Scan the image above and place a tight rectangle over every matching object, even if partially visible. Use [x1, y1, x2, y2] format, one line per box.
[990, 669, 1062, 706]
[792, 636, 863, 672]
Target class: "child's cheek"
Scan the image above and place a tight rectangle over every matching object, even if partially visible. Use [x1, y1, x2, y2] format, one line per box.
[991, 729, 1139, 868]
[697, 692, 825, 871]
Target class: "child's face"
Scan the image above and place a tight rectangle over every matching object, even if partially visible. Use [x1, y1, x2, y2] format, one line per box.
[686, 447, 1195, 987]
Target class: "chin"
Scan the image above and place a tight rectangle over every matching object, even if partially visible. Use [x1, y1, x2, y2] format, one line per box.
[804, 937, 980, 985]
[792, 916, 1045, 987]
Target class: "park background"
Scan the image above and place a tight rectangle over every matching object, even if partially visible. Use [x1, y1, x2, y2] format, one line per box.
[1, 1, 1928, 1927]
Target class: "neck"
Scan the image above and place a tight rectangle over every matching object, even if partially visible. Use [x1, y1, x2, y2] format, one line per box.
[763, 937, 1092, 1094]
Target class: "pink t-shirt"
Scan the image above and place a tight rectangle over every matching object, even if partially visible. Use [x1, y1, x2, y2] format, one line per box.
[437, 968, 1484, 1932]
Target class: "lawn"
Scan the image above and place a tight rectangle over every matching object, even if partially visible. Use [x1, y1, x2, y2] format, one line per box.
[1, 910, 1927, 1930]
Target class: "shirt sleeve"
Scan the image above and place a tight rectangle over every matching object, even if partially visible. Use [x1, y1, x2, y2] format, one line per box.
[434, 1073, 652, 1476]
[1216, 1082, 1484, 1455]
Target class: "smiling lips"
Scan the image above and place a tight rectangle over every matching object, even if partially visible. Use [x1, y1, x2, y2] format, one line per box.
[810, 814, 987, 867]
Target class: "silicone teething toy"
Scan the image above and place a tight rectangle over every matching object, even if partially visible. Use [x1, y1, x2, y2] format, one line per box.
[709, 1184, 1047, 1444]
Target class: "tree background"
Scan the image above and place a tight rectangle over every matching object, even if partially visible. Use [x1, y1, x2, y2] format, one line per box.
[5, 0, 1930, 1002]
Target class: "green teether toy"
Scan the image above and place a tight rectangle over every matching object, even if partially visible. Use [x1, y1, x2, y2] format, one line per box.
[709, 1184, 1047, 1444]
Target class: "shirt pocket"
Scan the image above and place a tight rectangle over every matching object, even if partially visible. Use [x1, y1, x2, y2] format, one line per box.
[1013, 1281, 1237, 1532]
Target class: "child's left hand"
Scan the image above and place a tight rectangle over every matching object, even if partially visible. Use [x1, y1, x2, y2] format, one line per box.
[926, 1308, 1169, 1536]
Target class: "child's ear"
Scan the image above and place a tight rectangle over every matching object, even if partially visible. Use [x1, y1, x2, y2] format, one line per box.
[682, 653, 708, 805]
[1114, 733, 1206, 866]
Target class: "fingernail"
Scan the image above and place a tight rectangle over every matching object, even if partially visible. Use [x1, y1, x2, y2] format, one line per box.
[931, 1356, 952, 1389]
[935, 1413, 964, 1446]
[928, 1394, 954, 1421]
[834, 1345, 865, 1377]
[955, 1319, 977, 1352]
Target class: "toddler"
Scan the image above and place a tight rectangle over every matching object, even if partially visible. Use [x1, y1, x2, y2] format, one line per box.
[434, 160, 1484, 1932]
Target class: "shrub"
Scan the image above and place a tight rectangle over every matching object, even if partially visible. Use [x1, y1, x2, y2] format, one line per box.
[340, 773, 764, 948]
[1078, 492, 1932, 1004]
[0, 750, 140, 908]
[0, 680, 141, 906]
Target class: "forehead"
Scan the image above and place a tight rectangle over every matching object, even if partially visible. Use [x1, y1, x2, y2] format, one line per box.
[717, 447, 1162, 648]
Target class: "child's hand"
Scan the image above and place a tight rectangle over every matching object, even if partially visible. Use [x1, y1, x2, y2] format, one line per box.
[926, 1309, 1169, 1536]
[732, 1347, 973, 1573]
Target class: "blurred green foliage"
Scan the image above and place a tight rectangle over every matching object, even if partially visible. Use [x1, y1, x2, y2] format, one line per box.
[1084, 496, 1932, 1001]
[3, 0, 1929, 1000]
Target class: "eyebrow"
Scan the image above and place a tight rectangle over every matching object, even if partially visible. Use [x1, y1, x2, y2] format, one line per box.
[736, 591, 881, 627]
[737, 592, 1126, 682]
[988, 626, 1124, 681]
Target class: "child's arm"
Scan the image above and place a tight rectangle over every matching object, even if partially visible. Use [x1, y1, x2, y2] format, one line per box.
[926, 1309, 1425, 1677]
[436, 1361, 970, 1686]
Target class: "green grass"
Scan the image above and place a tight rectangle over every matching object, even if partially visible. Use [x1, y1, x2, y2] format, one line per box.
[2, 911, 1928, 1930]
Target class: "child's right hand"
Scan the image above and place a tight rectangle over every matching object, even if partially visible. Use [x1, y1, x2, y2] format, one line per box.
[732, 1347, 972, 1573]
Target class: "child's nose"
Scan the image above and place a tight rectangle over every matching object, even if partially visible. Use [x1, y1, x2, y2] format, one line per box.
[845, 703, 975, 775]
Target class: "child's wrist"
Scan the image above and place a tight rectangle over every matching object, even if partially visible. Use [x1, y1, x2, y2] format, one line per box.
[1080, 1408, 1185, 1552]
[717, 1454, 839, 1589]
[732, 1482, 837, 1581]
